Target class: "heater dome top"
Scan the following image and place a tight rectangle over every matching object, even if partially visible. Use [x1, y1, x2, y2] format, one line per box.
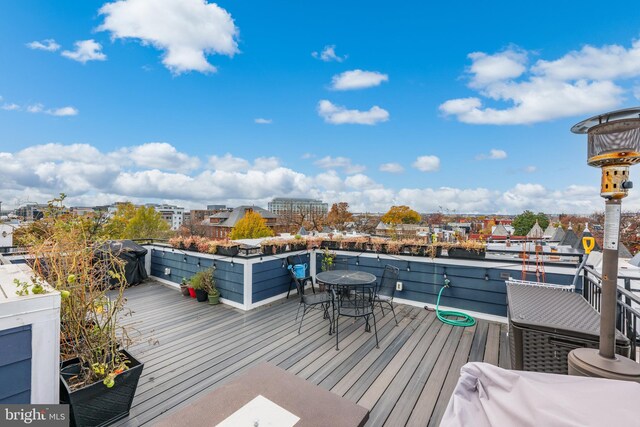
[571, 107, 640, 134]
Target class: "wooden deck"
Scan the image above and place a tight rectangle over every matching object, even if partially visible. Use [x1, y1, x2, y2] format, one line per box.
[116, 281, 510, 427]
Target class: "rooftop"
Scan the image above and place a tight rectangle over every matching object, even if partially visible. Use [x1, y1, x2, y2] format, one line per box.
[117, 280, 509, 426]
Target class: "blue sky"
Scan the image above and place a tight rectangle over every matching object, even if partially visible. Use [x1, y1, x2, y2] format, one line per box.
[1, 0, 640, 213]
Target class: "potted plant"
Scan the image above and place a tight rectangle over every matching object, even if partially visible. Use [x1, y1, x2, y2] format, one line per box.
[180, 277, 190, 296]
[189, 271, 209, 302]
[196, 268, 219, 305]
[26, 194, 143, 427]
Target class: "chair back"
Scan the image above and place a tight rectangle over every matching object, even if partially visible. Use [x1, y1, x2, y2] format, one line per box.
[333, 283, 375, 317]
[378, 265, 400, 298]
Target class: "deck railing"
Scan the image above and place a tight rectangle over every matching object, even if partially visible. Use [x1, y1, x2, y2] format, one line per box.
[582, 266, 640, 362]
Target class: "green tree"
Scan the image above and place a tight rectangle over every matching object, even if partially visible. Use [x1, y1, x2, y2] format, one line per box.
[229, 211, 275, 239]
[512, 210, 550, 236]
[104, 203, 171, 240]
[381, 205, 421, 225]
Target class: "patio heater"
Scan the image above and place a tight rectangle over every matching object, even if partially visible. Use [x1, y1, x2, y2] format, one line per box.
[568, 107, 640, 381]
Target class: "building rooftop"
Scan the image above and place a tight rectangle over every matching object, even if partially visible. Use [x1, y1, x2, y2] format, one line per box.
[117, 281, 510, 426]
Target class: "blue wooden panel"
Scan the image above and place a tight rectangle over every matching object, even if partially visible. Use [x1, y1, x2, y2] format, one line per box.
[150, 249, 244, 304]
[0, 325, 31, 403]
[315, 253, 576, 316]
[252, 258, 294, 302]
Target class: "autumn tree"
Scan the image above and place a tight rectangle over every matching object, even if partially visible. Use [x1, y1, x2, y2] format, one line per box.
[512, 210, 549, 236]
[229, 211, 275, 239]
[381, 205, 421, 225]
[326, 202, 353, 231]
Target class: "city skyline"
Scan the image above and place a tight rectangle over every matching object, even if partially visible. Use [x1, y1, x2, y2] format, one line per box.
[2, 1, 640, 213]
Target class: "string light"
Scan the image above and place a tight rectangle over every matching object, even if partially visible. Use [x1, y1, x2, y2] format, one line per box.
[484, 270, 489, 281]
[183, 256, 187, 263]
[355, 256, 360, 266]
[407, 262, 411, 272]
[197, 260, 201, 267]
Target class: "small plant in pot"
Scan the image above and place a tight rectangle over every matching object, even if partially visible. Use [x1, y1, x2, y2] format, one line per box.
[180, 277, 191, 296]
[189, 270, 210, 302]
[198, 268, 220, 305]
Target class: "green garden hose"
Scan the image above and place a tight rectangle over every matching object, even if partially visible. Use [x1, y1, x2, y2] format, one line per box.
[436, 285, 476, 327]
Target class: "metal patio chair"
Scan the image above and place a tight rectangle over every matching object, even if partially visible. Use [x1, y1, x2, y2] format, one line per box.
[285, 254, 315, 298]
[373, 265, 400, 325]
[294, 275, 331, 334]
[333, 282, 378, 350]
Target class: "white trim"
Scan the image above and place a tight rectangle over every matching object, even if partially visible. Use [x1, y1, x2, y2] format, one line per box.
[219, 298, 245, 310]
[394, 296, 507, 324]
[150, 275, 180, 289]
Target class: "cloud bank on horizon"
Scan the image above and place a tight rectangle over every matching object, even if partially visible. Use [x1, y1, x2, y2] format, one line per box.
[0, 142, 614, 214]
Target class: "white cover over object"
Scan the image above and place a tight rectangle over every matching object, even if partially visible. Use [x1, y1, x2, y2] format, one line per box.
[441, 362, 640, 427]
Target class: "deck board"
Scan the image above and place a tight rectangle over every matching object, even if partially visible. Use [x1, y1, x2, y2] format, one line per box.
[116, 281, 507, 426]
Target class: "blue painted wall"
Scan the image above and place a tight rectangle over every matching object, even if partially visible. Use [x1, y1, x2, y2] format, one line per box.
[316, 253, 575, 316]
[150, 249, 244, 304]
[0, 325, 31, 403]
[252, 253, 312, 302]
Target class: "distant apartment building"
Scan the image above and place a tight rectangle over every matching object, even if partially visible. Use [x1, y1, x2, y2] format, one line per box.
[268, 198, 328, 216]
[204, 206, 278, 239]
[14, 203, 46, 222]
[152, 204, 185, 231]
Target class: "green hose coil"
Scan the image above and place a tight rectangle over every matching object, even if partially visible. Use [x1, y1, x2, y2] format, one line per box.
[436, 285, 476, 327]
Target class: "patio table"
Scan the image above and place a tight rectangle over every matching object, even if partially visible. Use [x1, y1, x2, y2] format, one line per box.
[316, 270, 377, 334]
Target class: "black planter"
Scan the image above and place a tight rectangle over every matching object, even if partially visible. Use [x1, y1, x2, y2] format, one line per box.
[447, 247, 486, 260]
[60, 349, 143, 427]
[261, 244, 275, 255]
[217, 245, 239, 257]
[321, 240, 340, 250]
[195, 288, 208, 302]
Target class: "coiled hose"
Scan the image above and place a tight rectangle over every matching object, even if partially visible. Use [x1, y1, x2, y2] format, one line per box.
[436, 285, 476, 327]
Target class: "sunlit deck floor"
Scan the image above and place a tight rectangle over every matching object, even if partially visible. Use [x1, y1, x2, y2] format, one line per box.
[116, 281, 510, 427]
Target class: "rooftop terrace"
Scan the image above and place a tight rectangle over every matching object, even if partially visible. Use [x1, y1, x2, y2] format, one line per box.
[117, 280, 510, 426]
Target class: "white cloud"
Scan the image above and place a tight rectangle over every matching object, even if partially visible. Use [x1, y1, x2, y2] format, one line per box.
[301, 153, 315, 159]
[412, 155, 440, 172]
[253, 157, 280, 171]
[468, 48, 527, 87]
[476, 148, 507, 160]
[27, 104, 44, 113]
[26, 39, 60, 52]
[0, 142, 619, 214]
[126, 142, 200, 172]
[61, 39, 107, 63]
[345, 174, 381, 190]
[24, 102, 78, 116]
[47, 106, 78, 117]
[317, 100, 389, 125]
[1, 103, 20, 111]
[440, 39, 640, 125]
[98, 0, 239, 74]
[634, 85, 640, 100]
[254, 118, 272, 124]
[312, 45, 346, 62]
[208, 153, 250, 172]
[314, 156, 366, 174]
[524, 165, 537, 173]
[379, 162, 404, 173]
[331, 70, 388, 90]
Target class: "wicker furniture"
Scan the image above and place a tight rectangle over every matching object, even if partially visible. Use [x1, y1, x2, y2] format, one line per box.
[507, 283, 630, 374]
